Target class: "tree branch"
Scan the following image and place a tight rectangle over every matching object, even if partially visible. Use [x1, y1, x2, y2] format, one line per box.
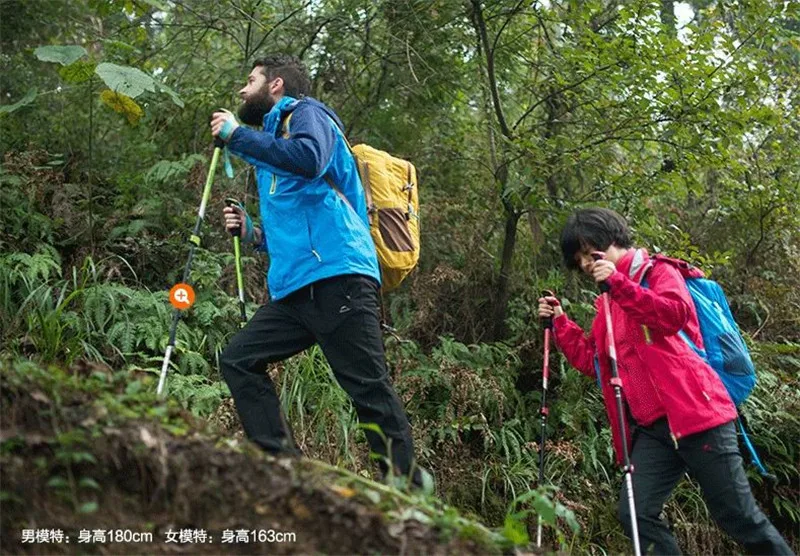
[513, 61, 620, 132]
[470, 0, 511, 139]
[250, 2, 311, 56]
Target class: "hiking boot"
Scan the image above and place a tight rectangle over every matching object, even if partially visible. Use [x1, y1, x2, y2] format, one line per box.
[411, 466, 435, 495]
[386, 466, 435, 495]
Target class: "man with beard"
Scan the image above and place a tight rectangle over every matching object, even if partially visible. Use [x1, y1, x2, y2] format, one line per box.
[210, 54, 431, 492]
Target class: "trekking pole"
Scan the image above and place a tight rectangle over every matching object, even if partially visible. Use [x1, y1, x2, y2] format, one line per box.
[537, 289, 555, 548]
[592, 252, 642, 556]
[225, 197, 248, 327]
[157, 138, 224, 398]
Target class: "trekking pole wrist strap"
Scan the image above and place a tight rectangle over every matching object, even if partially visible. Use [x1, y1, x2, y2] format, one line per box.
[226, 198, 256, 244]
[249, 225, 265, 252]
[242, 212, 256, 244]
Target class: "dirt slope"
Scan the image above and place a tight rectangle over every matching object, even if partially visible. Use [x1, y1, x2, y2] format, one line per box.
[0, 361, 506, 555]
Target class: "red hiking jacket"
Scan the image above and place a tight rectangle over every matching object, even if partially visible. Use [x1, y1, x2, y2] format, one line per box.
[553, 249, 737, 465]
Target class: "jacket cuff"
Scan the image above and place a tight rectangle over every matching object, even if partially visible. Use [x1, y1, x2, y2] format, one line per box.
[226, 125, 246, 146]
[552, 313, 569, 339]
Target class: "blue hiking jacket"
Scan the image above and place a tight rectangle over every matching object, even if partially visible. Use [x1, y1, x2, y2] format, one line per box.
[227, 96, 380, 301]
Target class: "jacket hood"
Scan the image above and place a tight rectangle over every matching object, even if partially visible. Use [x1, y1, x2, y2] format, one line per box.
[262, 96, 345, 133]
[295, 97, 346, 131]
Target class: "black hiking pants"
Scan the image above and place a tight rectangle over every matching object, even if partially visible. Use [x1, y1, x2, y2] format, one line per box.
[619, 418, 793, 555]
[220, 274, 416, 477]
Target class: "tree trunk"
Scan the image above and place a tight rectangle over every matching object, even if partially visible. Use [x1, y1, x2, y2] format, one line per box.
[544, 86, 565, 199]
[492, 204, 519, 339]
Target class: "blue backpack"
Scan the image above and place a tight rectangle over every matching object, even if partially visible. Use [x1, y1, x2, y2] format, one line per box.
[644, 256, 769, 476]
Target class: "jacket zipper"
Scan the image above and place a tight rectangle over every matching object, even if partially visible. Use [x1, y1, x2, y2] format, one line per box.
[307, 219, 321, 262]
[638, 321, 677, 447]
[269, 174, 277, 195]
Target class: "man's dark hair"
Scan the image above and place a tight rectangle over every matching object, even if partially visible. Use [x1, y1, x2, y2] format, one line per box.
[560, 208, 632, 270]
[252, 54, 311, 98]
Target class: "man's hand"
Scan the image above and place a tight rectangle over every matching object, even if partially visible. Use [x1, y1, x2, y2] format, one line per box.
[591, 259, 616, 283]
[223, 204, 255, 242]
[211, 109, 240, 142]
[538, 295, 564, 319]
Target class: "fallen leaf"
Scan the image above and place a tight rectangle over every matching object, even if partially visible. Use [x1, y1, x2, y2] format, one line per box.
[288, 496, 312, 520]
[330, 485, 356, 498]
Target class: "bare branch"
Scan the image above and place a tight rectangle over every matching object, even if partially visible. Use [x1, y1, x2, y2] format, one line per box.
[250, 1, 312, 56]
[470, 0, 512, 139]
[513, 61, 620, 132]
[490, 0, 527, 54]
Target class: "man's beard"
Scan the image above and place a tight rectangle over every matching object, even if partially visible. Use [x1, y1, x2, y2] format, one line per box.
[238, 89, 274, 126]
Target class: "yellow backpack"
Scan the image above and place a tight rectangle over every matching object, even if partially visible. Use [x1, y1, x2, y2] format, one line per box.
[349, 144, 420, 291]
[283, 111, 420, 291]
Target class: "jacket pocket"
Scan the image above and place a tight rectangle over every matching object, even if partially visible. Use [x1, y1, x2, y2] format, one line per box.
[263, 207, 314, 293]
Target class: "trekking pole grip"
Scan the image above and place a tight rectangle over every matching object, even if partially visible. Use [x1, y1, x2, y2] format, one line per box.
[214, 136, 225, 149]
[540, 289, 555, 329]
[225, 198, 242, 237]
[591, 252, 611, 293]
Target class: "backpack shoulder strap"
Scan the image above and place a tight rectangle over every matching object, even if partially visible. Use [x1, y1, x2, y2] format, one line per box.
[281, 112, 293, 138]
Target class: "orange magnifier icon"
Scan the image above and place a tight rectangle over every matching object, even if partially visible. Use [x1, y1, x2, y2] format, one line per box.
[169, 283, 196, 310]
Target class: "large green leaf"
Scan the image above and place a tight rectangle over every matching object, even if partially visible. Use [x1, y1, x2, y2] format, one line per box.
[34, 45, 87, 66]
[154, 82, 184, 108]
[0, 88, 37, 114]
[94, 63, 155, 98]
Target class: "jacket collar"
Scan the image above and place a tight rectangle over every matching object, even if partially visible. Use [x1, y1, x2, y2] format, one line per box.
[615, 248, 652, 285]
[261, 95, 298, 132]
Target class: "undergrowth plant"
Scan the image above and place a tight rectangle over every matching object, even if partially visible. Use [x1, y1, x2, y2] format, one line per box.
[277, 346, 361, 468]
[0, 243, 247, 416]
